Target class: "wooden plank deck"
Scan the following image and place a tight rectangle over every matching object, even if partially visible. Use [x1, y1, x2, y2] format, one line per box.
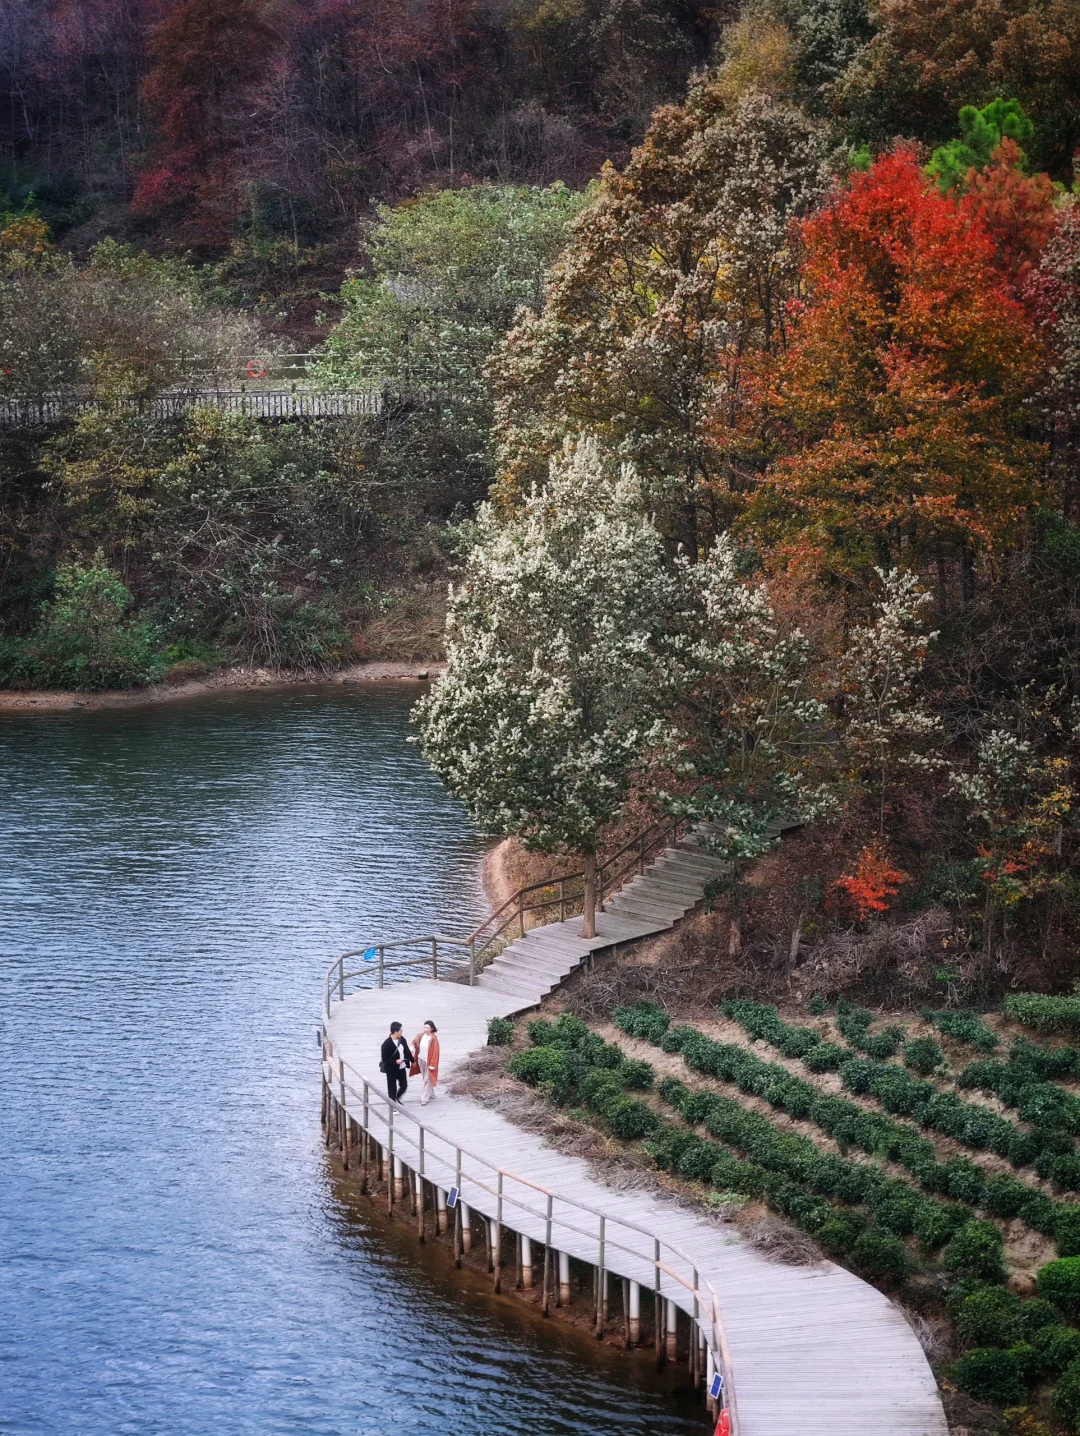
[324, 844, 947, 1436]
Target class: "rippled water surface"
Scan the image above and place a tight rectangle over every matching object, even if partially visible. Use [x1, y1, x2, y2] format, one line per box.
[0, 686, 701, 1436]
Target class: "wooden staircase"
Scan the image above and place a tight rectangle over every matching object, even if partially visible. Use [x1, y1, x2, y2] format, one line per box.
[474, 821, 746, 1007]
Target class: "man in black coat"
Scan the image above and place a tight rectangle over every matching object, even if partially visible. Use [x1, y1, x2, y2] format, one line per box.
[380, 1022, 412, 1103]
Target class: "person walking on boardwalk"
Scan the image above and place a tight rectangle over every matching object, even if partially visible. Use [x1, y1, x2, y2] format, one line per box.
[380, 1022, 412, 1103]
[409, 1021, 440, 1106]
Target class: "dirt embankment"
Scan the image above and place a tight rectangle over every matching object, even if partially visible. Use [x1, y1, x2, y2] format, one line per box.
[0, 659, 446, 713]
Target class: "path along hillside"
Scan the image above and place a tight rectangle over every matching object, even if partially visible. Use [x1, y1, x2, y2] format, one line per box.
[322, 824, 947, 1436]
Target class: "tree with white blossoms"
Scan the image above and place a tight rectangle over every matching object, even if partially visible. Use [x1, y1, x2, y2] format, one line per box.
[841, 568, 943, 834]
[413, 440, 677, 938]
[664, 535, 834, 956]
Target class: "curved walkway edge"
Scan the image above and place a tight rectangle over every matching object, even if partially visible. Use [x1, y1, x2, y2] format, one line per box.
[323, 848, 948, 1436]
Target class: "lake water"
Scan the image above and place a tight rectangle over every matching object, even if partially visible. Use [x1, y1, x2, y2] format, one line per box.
[0, 686, 701, 1436]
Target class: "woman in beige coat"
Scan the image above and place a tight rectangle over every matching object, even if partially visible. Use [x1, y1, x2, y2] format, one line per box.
[409, 1021, 440, 1106]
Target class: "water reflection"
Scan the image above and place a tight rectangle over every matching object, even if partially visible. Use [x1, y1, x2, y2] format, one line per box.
[0, 687, 702, 1436]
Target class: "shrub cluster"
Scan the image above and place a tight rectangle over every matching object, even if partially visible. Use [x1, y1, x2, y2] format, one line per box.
[506, 1012, 658, 1138]
[617, 1002, 1077, 1251]
[1007, 994, 1080, 1035]
[834, 999, 906, 1060]
[958, 1041, 1080, 1195]
[655, 1074, 958, 1272]
[487, 1016, 514, 1046]
[920, 1008, 999, 1052]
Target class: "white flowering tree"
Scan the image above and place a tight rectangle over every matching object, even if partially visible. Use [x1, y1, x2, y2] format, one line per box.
[413, 441, 677, 937]
[841, 568, 943, 833]
[665, 535, 833, 953]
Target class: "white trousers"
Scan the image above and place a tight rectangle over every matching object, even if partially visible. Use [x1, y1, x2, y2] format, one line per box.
[419, 1058, 435, 1105]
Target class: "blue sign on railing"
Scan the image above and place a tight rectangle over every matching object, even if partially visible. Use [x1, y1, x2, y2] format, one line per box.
[710, 1373, 724, 1401]
[447, 1185, 459, 1208]
[362, 947, 378, 962]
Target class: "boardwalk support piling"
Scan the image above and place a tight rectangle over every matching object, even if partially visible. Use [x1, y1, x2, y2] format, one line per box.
[629, 1280, 641, 1346]
[558, 1250, 571, 1307]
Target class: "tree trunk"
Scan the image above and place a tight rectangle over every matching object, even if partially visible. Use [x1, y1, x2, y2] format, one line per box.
[581, 850, 597, 939]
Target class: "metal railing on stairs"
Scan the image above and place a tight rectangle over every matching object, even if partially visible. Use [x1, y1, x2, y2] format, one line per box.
[322, 813, 691, 1017]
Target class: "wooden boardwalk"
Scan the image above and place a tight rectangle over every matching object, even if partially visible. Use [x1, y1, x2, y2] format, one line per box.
[324, 837, 947, 1436]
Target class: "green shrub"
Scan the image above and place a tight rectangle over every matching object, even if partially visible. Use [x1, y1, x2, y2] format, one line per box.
[1033, 1323, 1080, 1375]
[19, 557, 164, 691]
[803, 1042, 849, 1072]
[945, 1220, 1007, 1284]
[612, 1001, 670, 1044]
[904, 1036, 945, 1076]
[508, 1046, 564, 1086]
[953, 1348, 1026, 1405]
[606, 1097, 661, 1141]
[1053, 1356, 1080, 1427]
[1017, 1299, 1060, 1338]
[580, 1069, 624, 1115]
[955, 1286, 1022, 1348]
[620, 1058, 655, 1091]
[676, 1138, 722, 1181]
[1038, 1257, 1080, 1318]
[808, 995, 829, 1016]
[660, 1025, 698, 1054]
[1006, 994, 1080, 1035]
[983, 1174, 1032, 1219]
[922, 1009, 999, 1051]
[851, 1229, 909, 1284]
[815, 1212, 866, 1256]
[487, 1016, 514, 1046]
[915, 1201, 969, 1250]
[657, 1076, 689, 1107]
[1057, 1205, 1080, 1257]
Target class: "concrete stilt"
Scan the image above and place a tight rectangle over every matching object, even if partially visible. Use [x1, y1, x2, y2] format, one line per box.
[666, 1299, 678, 1363]
[461, 1203, 472, 1252]
[436, 1186, 447, 1234]
[558, 1250, 570, 1307]
[521, 1234, 533, 1289]
[393, 1156, 404, 1202]
[628, 1280, 641, 1346]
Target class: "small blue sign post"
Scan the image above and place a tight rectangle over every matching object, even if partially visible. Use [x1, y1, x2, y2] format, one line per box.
[447, 1185, 459, 1208]
[709, 1372, 724, 1402]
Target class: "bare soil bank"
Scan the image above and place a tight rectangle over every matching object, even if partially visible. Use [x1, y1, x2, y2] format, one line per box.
[0, 659, 446, 713]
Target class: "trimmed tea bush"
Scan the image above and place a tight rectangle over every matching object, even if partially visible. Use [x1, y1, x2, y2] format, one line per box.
[944, 1220, 1007, 1284]
[1053, 1356, 1080, 1427]
[955, 1286, 1022, 1348]
[612, 1002, 670, 1045]
[953, 1348, 1026, 1405]
[921, 1008, 998, 1051]
[851, 1229, 909, 1284]
[904, 1036, 945, 1076]
[1006, 993, 1080, 1035]
[1034, 1323, 1080, 1375]
[620, 1058, 655, 1091]
[606, 1097, 661, 1141]
[487, 1016, 514, 1046]
[1038, 1258, 1080, 1319]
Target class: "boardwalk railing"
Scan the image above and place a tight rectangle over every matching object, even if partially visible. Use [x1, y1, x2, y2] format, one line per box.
[322, 1041, 738, 1430]
[0, 388, 384, 427]
[322, 813, 690, 1015]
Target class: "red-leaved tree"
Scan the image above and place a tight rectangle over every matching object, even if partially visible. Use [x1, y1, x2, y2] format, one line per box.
[754, 146, 1046, 583]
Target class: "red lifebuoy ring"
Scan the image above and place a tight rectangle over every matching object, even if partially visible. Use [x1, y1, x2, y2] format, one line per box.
[713, 1412, 730, 1436]
[245, 359, 267, 380]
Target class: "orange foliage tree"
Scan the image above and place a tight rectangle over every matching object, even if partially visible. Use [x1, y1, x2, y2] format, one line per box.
[829, 842, 911, 922]
[751, 146, 1047, 582]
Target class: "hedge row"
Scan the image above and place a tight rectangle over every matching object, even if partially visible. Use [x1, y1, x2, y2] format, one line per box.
[959, 1041, 1080, 1190]
[919, 1008, 999, 1052]
[614, 1002, 1080, 1254]
[721, 1000, 1072, 1178]
[1006, 993, 1080, 1035]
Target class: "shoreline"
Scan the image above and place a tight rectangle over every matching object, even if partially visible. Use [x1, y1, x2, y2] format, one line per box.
[0, 659, 446, 713]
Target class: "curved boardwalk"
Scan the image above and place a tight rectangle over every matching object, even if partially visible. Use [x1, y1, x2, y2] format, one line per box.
[323, 838, 947, 1436]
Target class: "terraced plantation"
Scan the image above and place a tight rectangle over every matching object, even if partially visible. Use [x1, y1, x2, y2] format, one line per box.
[500, 999, 1080, 1430]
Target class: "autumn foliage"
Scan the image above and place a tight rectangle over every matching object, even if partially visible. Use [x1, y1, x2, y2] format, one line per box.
[829, 843, 911, 922]
[756, 146, 1047, 579]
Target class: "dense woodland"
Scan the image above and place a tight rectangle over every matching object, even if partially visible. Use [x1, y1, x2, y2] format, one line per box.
[5, 2, 1080, 1421]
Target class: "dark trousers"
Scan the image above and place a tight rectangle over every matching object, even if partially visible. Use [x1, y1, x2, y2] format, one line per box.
[386, 1067, 407, 1102]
